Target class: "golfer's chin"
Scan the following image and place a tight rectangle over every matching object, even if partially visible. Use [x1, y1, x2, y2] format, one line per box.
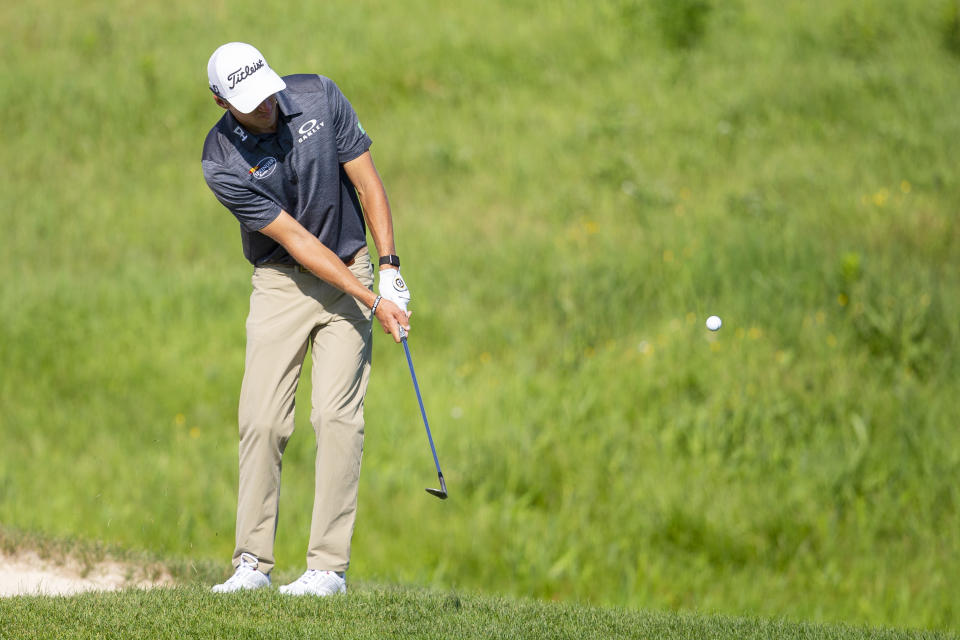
[253, 113, 276, 127]
[241, 112, 277, 135]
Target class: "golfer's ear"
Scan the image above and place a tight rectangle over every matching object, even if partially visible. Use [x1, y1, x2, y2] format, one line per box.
[213, 95, 230, 110]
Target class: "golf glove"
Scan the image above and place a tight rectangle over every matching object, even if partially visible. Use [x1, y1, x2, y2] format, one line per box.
[378, 269, 411, 312]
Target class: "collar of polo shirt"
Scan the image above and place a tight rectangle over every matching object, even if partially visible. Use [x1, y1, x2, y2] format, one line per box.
[277, 91, 303, 121]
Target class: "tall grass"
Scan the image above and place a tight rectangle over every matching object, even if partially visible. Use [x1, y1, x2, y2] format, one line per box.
[1, 0, 958, 631]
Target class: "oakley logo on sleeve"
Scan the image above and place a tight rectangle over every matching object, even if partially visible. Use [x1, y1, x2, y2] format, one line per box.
[297, 118, 324, 144]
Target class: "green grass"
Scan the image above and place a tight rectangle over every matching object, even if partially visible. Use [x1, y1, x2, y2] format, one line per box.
[2, 0, 959, 634]
[1, 585, 956, 640]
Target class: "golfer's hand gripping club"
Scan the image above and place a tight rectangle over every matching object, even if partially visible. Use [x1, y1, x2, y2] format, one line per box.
[398, 326, 448, 499]
[373, 296, 409, 343]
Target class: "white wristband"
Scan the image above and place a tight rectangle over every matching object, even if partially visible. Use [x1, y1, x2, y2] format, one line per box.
[371, 295, 382, 314]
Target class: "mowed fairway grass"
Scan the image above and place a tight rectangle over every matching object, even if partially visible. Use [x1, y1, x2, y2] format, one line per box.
[1, 0, 959, 635]
[1, 585, 957, 640]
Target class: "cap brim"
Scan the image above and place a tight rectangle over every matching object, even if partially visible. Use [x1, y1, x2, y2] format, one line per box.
[229, 70, 286, 114]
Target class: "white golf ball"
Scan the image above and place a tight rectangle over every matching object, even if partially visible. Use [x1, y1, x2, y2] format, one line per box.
[706, 315, 722, 331]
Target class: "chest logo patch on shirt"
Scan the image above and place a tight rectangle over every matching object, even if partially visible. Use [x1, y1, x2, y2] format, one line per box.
[297, 118, 324, 144]
[249, 157, 278, 180]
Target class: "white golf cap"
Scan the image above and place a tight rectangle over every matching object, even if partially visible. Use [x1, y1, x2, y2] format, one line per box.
[207, 42, 286, 114]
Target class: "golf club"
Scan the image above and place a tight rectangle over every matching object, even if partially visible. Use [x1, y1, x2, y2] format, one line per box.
[398, 326, 448, 499]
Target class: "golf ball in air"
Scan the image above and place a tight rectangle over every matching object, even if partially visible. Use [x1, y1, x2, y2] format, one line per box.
[706, 315, 722, 331]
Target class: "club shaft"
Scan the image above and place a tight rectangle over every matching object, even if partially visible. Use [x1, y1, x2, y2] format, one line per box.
[401, 337, 443, 474]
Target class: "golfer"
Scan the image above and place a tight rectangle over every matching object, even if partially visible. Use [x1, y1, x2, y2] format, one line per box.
[201, 42, 411, 596]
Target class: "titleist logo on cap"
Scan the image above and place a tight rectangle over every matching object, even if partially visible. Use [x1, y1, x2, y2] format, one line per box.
[227, 59, 265, 90]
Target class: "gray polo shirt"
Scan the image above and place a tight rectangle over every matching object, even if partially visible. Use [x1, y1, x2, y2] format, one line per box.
[201, 74, 373, 265]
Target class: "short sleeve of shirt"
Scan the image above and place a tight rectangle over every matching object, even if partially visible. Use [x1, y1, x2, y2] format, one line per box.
[201, 159, 282, 232]
[324, 77, 373, 163]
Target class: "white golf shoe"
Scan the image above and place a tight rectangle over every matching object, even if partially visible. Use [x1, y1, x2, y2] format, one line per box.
[211, 553, 270, 593]
[279, 569, 347, 596]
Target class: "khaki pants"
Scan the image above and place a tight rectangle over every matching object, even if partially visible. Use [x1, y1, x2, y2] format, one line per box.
[232, 248, 373, 575]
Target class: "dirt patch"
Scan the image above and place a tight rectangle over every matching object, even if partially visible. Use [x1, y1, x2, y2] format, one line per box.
[1, 549, 174, 597]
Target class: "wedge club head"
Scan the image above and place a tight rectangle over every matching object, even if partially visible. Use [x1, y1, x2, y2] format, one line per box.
[426, 473, 448, 500]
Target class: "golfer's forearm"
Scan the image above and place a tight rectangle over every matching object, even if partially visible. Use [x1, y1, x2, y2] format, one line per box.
[292, 235, 377, 307]
[360, 189, 397, 266]
[260, 212, 378, 309]
[344, 151, 397, 265]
